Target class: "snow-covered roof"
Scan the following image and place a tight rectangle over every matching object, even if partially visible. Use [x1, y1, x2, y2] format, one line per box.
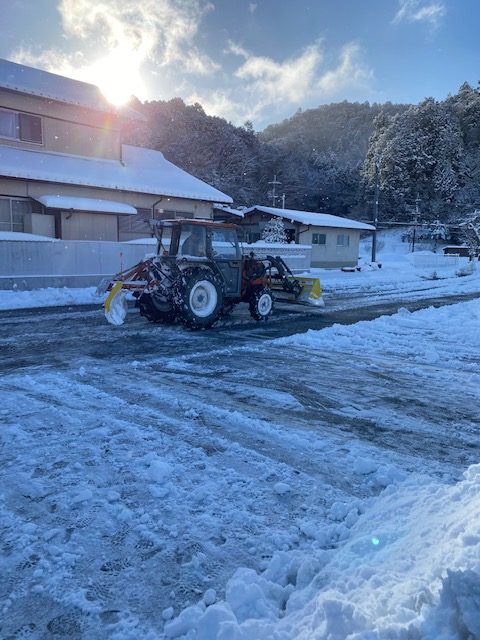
[0, 144, 233, 204]
[35, 195, 137, 215]
[213, 204, 246, 217]
[244, 205, 375, 231]
[0, 58, 143, 121]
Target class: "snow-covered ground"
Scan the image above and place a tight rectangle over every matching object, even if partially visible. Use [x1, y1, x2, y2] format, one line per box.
[1, 230, 480, 639]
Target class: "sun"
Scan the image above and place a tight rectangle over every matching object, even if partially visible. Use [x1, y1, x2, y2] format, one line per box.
[88, 49, 147, 106]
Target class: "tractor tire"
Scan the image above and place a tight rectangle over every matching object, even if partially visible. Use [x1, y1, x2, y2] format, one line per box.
[249, 286, 274, 321]
[173, 268, 224, 329]
[138, 292, 175, 324]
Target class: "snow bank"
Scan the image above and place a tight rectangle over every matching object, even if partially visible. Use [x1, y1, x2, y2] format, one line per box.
[0, 231, 57, 241]
[168, 464, 480, 639]
[275, 299, 480, 369]
[0, 286, 104, 310]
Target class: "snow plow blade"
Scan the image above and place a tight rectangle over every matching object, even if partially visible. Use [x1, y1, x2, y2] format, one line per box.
[99, 259, 155, 325]
[292, 276, 324, 306]
[265, 255, 324, 307]
[270, 275, 324, 306]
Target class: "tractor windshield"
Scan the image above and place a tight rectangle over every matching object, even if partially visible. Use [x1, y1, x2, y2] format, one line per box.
[179, 224, 207, 257]
[210, 227, 241, 259]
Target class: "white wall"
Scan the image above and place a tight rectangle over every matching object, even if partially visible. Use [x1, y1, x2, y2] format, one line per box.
[0, 239, 155, 289]
[241, 242, 311, 272]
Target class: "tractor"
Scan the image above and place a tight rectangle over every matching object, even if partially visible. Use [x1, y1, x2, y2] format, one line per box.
[98, 219, 323, 329]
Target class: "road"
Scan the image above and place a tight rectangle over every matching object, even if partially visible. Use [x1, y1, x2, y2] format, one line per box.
[1, 290, 479, 639]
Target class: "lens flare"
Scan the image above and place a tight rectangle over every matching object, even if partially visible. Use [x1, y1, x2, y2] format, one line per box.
[86, 48, 147, 106]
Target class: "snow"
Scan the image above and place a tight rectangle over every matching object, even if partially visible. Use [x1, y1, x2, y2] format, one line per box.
[35, 195, 137, 215]
[0, 286, 104, 310]
[243, 205, 375, 230]
[1, 228, 479, 638]
[0, 231, 57, 241]
[0, 143, 232, 204]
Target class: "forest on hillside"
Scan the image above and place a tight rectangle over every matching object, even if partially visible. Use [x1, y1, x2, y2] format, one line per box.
[125, 82, 480, 225]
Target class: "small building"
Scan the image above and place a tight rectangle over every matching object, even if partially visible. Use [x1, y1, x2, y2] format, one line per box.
[215, 205, 374, 268]
[0, 58, 232, 242]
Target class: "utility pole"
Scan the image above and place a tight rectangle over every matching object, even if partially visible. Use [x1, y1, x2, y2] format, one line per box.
[371, 159, 380, 263]
[268, 174, 281, 207]
[412, 194, 420, 253]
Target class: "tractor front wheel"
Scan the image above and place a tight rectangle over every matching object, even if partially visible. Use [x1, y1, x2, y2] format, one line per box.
[173, 268, 224, 329]
[138, 292, 175, 324]
[249, 287, 274, 321]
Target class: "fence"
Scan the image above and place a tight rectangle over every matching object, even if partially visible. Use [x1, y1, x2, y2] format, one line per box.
[0, 239, 312, 290]
[0, 238, 156, 290]
[412, 253, 460, 278]
[241, 242, 311, 272]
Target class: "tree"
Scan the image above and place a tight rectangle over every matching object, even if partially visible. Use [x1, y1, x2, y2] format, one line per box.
[262, 217, 287, 243]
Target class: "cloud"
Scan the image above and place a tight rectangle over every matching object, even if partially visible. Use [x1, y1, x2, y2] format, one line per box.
[248, 3, 257, 13]
[11, 0, 218, 102]
[317, 43, 374, 95]
[234, 43, 323, 104]
[58, 0, 217, 74]
[393, 0, 446, 27]
[192, 42, 374, 128]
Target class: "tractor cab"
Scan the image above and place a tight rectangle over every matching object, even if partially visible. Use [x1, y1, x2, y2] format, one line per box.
[153, 219, 243, 296]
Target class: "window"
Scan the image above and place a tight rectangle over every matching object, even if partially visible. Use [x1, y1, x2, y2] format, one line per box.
[312, 233, 326, 245]
[0, 109, 42, 144]
[0, 110, 16, 138]
[211, 227, 241, 259]
[158, 210, 194, 220]
[19, 113, 42, 143]
[337, 234, 350, 247]
[118, 208, 152, 234]
[0, 197, 40, 232]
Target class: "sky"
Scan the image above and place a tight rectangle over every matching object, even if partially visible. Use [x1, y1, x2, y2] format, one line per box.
[0, 0, 479, 129]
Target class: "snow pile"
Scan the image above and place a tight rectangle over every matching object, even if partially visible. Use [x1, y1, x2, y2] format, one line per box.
[0, 286, 104, 310]
[166, 465, 480, 640]
[0, 231, 57, 241]
[276, 300, 480, 368]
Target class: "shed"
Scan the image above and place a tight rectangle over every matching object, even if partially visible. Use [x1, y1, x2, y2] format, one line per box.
[223, 205, 374, 268]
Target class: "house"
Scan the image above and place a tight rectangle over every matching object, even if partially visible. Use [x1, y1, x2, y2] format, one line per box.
[214, 204, 374, 268]
[0, 58, 232, 242]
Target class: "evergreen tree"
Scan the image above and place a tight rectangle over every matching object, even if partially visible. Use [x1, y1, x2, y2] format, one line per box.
[262, 217, 288, 243]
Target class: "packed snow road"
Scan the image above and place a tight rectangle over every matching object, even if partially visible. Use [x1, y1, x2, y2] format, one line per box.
[1, 292, 479, 639]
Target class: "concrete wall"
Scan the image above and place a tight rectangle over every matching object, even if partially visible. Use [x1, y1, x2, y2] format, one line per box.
[0, 238, 312, 290]
[0, 239, 156, 290]
[241, 242, 311, 272]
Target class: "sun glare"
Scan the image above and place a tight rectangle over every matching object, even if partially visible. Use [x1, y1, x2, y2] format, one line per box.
[88, 49, 147, 106]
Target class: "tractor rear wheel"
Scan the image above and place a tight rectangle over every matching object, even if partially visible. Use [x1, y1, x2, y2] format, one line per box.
[249, 287, 274, 321]
[173, 268, 224, 329]
[138, 292, 175, 323]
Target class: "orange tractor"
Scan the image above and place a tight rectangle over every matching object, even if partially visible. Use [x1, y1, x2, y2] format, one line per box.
[99, 219, 323, 329]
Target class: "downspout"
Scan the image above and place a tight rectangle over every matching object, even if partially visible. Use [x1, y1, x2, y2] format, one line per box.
[151, 197, 163, 237]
